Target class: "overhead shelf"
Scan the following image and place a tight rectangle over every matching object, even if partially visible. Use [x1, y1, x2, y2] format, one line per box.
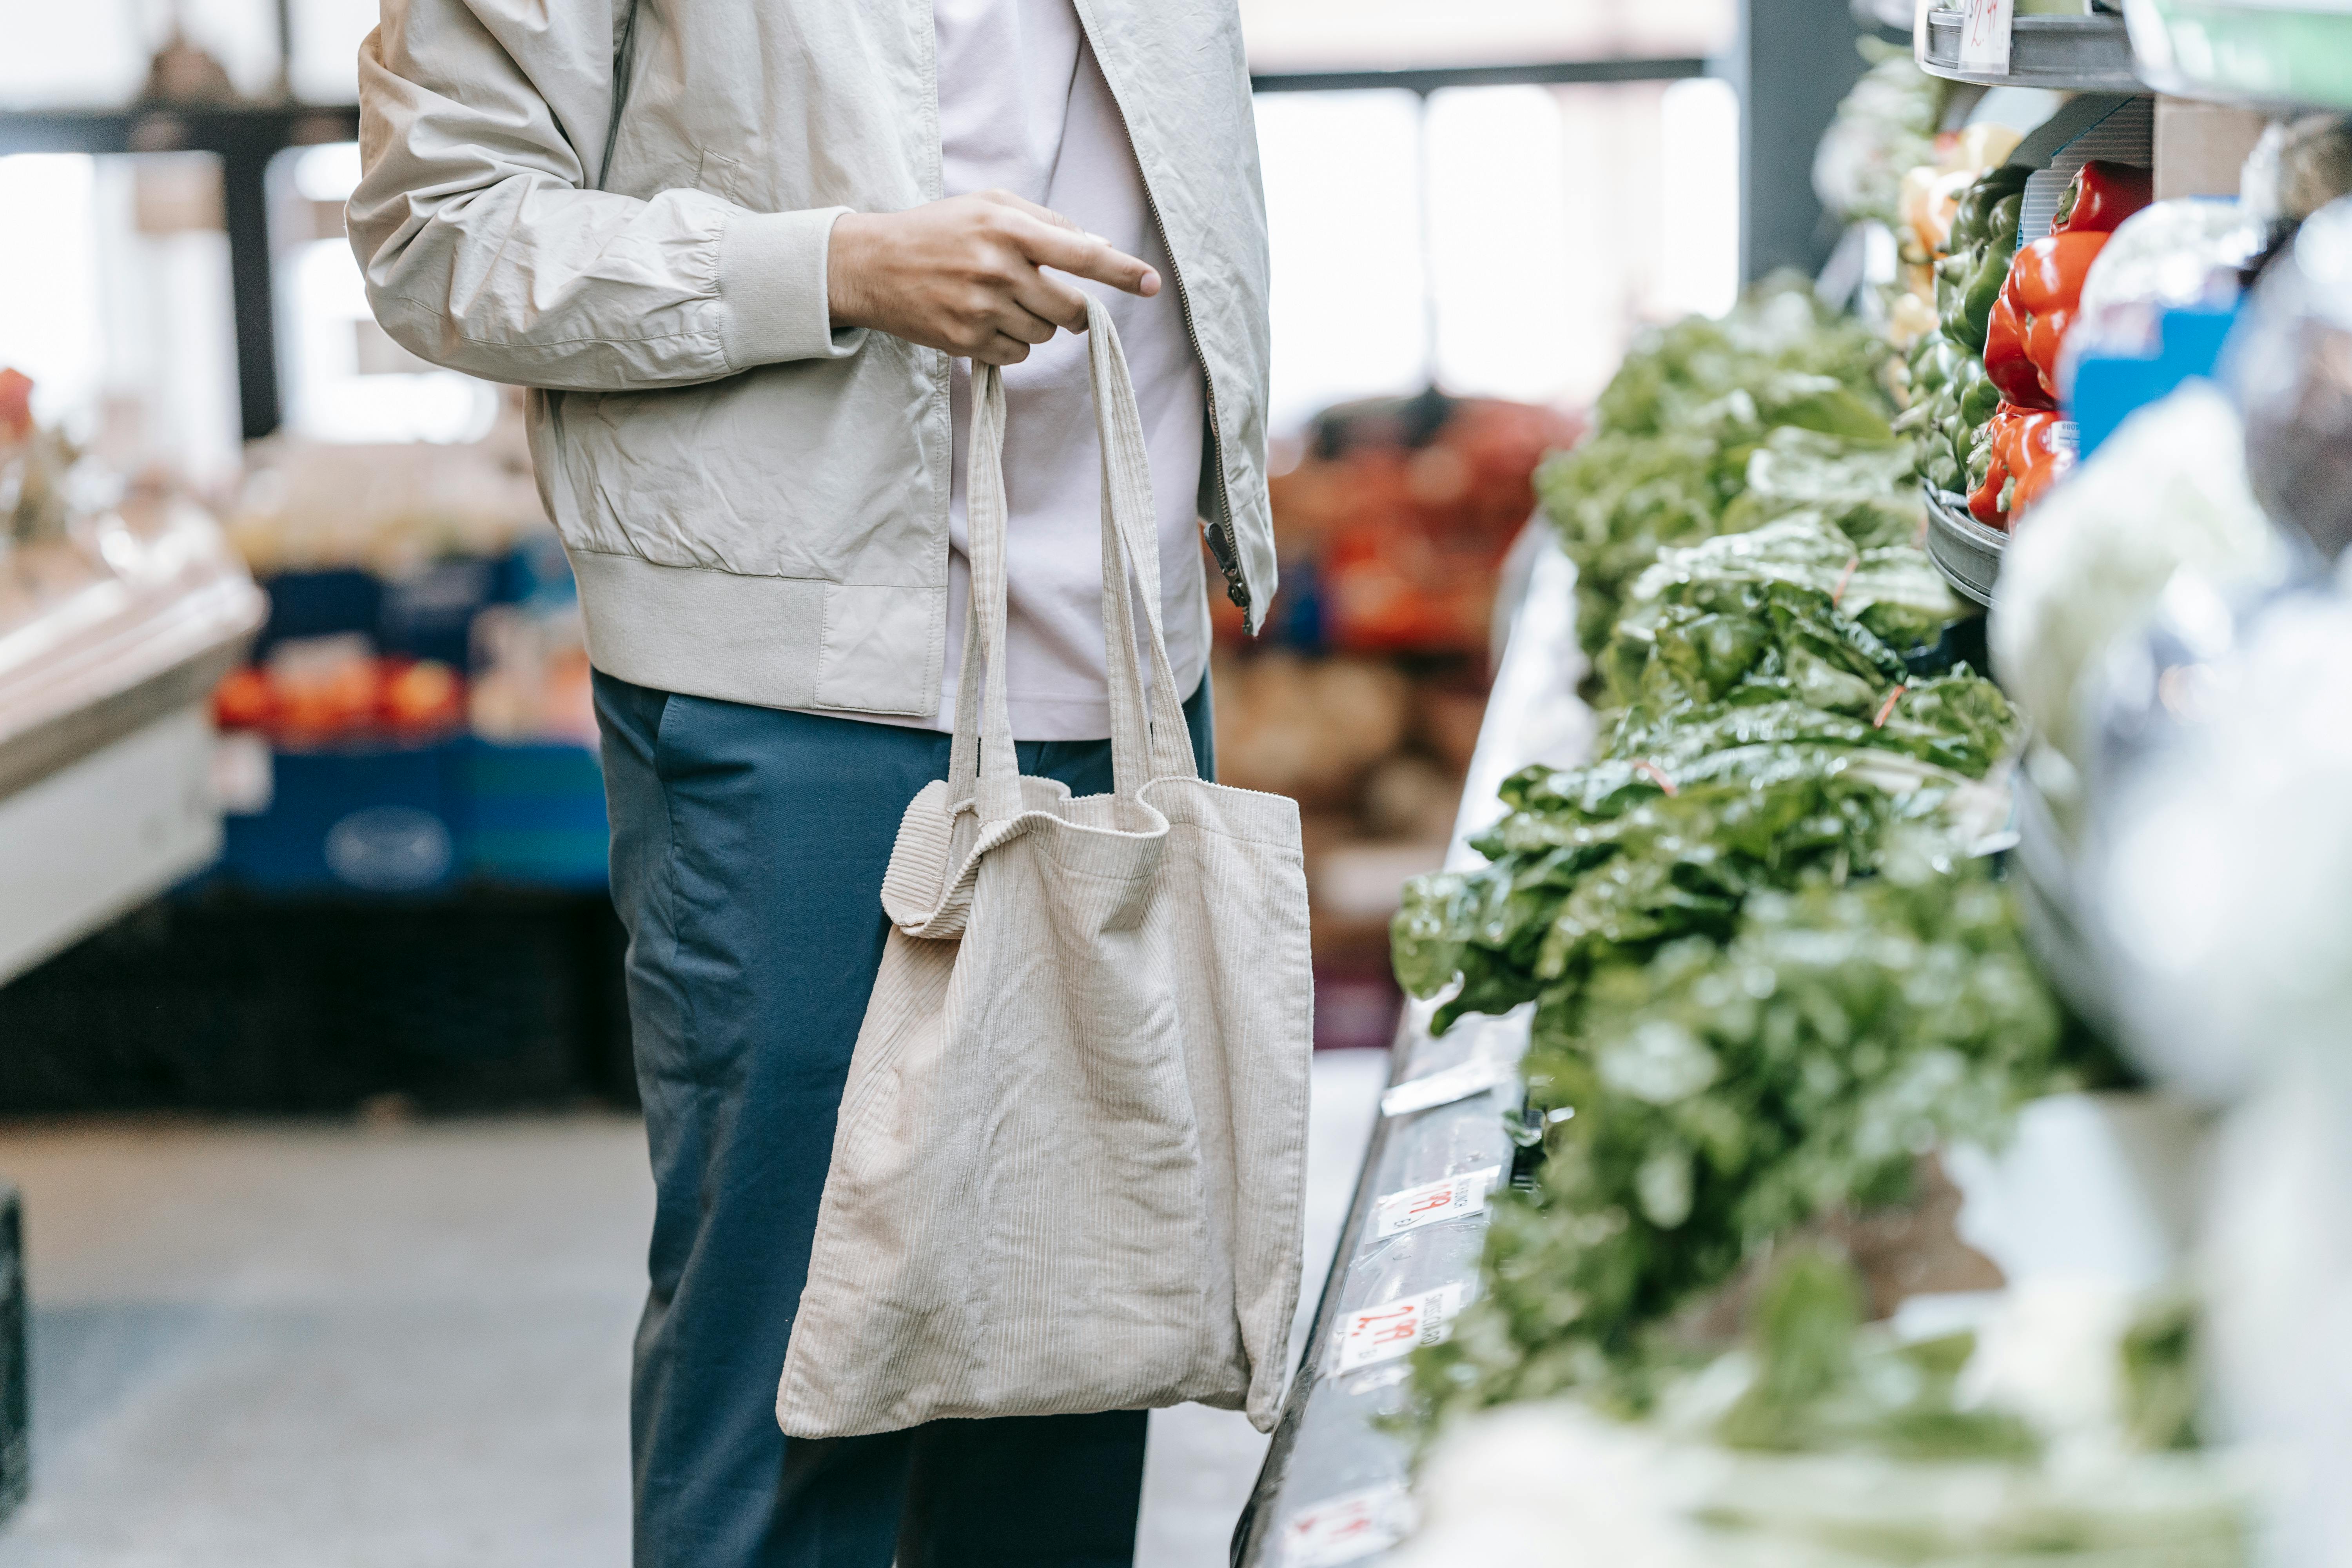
[2123, 0, 2352, 111]
[1916, 9, 2146, 92]
[1923, 483, 2004, 608]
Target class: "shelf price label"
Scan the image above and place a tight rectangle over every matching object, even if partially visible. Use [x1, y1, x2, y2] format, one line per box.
[1372, 1165, 1502, 1240]
[1958, 0, 2014, 74]
[1282, 1484, 1412, 1567]
[1379, 1056, 1515, 1118]
[1330, 1283, 1467, 1375]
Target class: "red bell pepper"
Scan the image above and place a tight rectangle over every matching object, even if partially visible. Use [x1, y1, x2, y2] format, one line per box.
[1982, 290, 2049, 409]
[2051, 160, 2153, 237]
[1981, 231, 2109, 410]
[1968, 405, 2072, 529]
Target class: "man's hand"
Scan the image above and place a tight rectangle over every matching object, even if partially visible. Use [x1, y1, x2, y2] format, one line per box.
[826, 189, 1160, 366]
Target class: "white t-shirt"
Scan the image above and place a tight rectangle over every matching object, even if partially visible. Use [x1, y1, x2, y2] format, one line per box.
[924, 0, 1210, 740]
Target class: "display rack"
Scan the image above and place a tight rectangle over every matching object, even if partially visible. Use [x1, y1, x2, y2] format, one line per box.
[1232, 536, 1590, 1566]
[0, 498, 265, 983]
[2124, 0, 2352, 111]
[1922, 483, 2004, 606]
[2007, 767, 2127, 1047]
[1915, 9, 2144, 91]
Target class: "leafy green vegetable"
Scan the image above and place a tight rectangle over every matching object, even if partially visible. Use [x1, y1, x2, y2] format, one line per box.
[1394, 283, 2046, 1452]
[1719, 428, 1926, 552]
[1540, 279, 1911, 657]
[1408, 851, 2068, 1426]
[1711, 1249, 2040, 1461]
[1541, 428, 1738, 659]
[1603, 556, 1958, 708]
[1394, 747, 1917, 1031]
[2120, 1292, 2203, 1453]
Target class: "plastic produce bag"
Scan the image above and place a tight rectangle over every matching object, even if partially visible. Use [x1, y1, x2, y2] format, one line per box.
[1988, 381, 2283, 783]
[2228, 195, 2352, 563]
[2084, 568, 2352, 1568]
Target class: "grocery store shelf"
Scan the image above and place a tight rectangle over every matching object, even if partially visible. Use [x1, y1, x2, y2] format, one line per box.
[0, 503, 267, 799]
[2123, 0, 2352, 111]
[1248, 58, 1710, 94]
[0, 704, 221, 986]
[2009, 764, 2127, 1048]
[1915, 9, 2145, 91]
[1923, 483, 2003, 608]
[1232, 537, 1588, 1566]
[0, 495, 265, 981]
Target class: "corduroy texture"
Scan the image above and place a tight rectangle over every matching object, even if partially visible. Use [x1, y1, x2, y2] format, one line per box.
[776, 302, 1312, 1439]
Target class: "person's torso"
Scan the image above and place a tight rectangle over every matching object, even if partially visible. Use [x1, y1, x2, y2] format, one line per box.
[920, 0, 1206, 740]
[528, 0, 1274, 722]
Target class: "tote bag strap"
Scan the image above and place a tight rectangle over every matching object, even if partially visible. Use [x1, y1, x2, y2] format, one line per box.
[1083, 298, 1199, 794]
[947, 300, 1201, 819]
[945, 365, 1025, 823]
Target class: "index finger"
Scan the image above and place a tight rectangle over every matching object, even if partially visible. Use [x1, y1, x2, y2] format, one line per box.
[1008, 216, 1160, 299]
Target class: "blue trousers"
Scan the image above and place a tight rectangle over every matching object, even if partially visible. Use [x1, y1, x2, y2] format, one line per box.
[594, 670, 1214, 1568]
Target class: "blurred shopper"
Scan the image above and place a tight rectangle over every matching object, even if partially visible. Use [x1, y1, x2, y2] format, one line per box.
[347, 1, 1274, 1562]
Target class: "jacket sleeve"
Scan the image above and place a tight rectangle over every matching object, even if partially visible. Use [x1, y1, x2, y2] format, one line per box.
[346, 0, 863, 391]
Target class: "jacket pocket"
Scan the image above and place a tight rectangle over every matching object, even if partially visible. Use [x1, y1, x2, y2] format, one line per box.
[817, 584, 937, 717]
[694, 148, 761, 209]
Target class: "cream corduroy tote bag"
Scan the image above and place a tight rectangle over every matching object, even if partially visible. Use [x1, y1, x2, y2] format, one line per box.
[776, 300, 1313, 1439]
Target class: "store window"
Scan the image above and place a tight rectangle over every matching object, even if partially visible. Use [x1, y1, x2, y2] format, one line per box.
[0, 0, 374, 107]
[1256, 75, 1739, 428]
[1239, 0, 1732, 72]
[0, 151, 241, 483]
[278, 142, 498, 446]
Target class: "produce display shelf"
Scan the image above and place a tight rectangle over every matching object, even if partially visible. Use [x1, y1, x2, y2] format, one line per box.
[0, 501, 267, 984]
[1915, 9, 2145, 92]
[2008, 764, 2127, 1049]
[1922, 483, 2005, 608]
[2123, 0, 2352, 112]
[1233, 535, 1591, 1567]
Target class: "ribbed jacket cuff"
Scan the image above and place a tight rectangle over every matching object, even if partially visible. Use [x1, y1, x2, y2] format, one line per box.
[717, 206, 867, 368]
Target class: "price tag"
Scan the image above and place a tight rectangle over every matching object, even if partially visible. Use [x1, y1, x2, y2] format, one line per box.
[1372, 1165, 1502, 1240]
[1282, 1484, 1412, 1567]
[1379, 1057, 1514, 1118]
[1330, 1283, 1467, 1375]
[1957, 0, 2014, 74]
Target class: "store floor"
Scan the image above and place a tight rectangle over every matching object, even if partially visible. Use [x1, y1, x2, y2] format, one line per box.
[0, 1049, 1389, 1568]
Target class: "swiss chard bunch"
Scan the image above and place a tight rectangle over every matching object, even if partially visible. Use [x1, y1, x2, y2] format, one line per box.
[1396, 575, 2016, 1031]
[1541, 283, 1903, 657]
[1718, 427, 1927, 552]
[1603, 535, 1962, 704]
[1602, 574, 2013, 778]
[1408, 849, 2067, 1427]
[1394, 746, 1921, 1031]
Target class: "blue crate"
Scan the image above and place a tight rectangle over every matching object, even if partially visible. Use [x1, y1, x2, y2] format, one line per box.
[460, 738, 610, 889]
[379, 557, 500, 668]
[217, 741, 463, 894]
[252, 569, 382, 662]
[2067, 304, 2240, 460]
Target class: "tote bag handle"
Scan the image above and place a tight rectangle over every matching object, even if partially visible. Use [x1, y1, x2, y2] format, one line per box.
[946, 298, 1199, 822]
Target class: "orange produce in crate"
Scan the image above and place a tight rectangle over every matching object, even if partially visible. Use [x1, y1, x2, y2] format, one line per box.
[381, 659, 466, 735]
[211, 666, 276, 731]
[1270, 395, 1580, 658]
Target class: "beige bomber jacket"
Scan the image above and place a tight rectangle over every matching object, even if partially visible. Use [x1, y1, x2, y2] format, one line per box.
[348, 0, 1273, 719]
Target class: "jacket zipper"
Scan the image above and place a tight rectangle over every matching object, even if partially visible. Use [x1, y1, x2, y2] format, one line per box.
[1067, 4, 1254, 623]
